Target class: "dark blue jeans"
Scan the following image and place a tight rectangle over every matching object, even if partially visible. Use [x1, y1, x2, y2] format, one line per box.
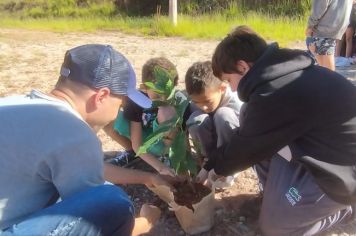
[1, 185, 134, 236]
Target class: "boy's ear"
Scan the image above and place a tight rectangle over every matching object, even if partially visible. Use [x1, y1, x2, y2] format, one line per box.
[219, 82, 228, 93]
[235, 60, 250, 76]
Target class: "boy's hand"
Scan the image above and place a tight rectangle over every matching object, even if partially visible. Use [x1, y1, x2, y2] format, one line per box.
[208, 169, 226, 183]
[207, 169, 233, 188]
[143, 155, 175, 177]
[196, 169, 229, 188]
[195, 168, 209, 184]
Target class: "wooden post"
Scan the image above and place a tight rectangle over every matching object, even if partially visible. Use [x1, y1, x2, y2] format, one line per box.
[169, 0, 177, 26]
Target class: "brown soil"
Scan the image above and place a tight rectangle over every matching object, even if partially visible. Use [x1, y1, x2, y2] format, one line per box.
[173, 181, 211, 211]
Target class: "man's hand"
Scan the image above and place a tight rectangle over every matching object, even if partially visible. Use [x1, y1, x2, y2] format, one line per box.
[104, 163, 176, 188]
[145, 173, 176, 191]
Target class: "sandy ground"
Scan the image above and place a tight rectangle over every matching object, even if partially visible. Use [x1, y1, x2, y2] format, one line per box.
[0, 28, 219, 151]
[1, 28, 356, 235]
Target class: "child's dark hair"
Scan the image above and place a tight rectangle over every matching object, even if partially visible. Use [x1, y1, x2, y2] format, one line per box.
[142, 57, 178, 86]
[185, 61, 223, 95]
[212, 25, 267, 78]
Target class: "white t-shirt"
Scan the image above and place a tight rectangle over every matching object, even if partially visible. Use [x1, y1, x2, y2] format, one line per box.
[0, 90, 104, 230]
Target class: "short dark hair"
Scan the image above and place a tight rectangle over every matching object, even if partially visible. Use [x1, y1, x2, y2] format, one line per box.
[185, 61, 223, 95]
[212, 25, 268, 78]
[142, 57, 178, 86]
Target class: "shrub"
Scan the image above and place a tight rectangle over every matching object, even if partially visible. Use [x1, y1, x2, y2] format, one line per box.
[0, 0, 117, 18]
[178, 0, 311, 17]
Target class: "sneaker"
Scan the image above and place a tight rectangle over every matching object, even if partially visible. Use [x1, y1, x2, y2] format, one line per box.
[350, 56, 356, 65]
[103, 151, 118, 161]
[335, 56, 352, 67]
[106, 150, 139, 167]
[158, 154, 171, 167]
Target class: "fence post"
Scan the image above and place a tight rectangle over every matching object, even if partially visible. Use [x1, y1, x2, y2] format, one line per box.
[169, 0, 177, 26]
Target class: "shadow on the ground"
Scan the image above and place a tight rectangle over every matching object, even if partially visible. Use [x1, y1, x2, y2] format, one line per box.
[336, 65, 356, 79]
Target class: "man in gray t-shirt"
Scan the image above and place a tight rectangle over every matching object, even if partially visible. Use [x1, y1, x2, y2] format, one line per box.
[0, 44, 170, 236]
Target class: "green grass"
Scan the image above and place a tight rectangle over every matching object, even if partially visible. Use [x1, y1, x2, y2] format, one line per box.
[0, 12, 306, 46]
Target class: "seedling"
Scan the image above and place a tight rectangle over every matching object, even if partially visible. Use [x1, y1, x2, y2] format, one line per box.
[137, 66, 197, 176]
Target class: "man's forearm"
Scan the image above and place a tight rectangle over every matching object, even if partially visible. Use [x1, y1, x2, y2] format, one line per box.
[104, 162, 153, 185]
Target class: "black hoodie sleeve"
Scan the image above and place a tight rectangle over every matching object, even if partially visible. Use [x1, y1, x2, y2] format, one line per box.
[207, 93, 314, 176]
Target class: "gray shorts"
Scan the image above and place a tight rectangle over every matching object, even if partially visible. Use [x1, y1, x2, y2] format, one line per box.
[306, 37, 336, 55]
[254, 152, 352, 236]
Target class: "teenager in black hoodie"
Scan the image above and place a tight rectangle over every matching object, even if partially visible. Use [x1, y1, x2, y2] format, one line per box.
[206, 26, 356, 235]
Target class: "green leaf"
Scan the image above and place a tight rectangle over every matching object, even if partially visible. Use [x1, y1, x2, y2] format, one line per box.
[152, 100, 170, 107]
[152, 66, 177, 98]
[137, 118, 175, 156]
[169, 131, 187, 174]
[144, 81, 165, 95]
[190, 137, 204, 159]
[137, 132, 165, 156]
[185, 151, 198, 175]
[165, 79, 174, 95]
[172, 150, 197, 176]
[176, 160, 187, 174]
[154, 68, 170, 91]
[144, 81, 156, 89]
[175, 99, 189, 121]
[166, 88, 176, 101]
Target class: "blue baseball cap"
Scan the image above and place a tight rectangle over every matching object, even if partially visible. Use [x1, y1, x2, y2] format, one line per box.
[60, 44, 152, 108]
